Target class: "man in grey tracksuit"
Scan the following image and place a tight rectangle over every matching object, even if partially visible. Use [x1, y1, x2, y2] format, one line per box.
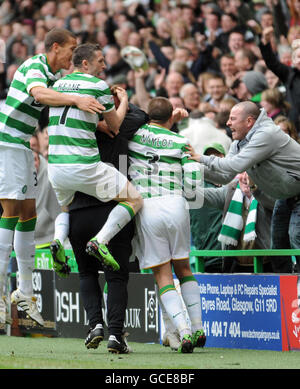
[191, 101, 300, 273]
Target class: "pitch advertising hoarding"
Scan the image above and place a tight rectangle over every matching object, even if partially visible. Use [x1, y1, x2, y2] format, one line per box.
[161, 274, 300, 351]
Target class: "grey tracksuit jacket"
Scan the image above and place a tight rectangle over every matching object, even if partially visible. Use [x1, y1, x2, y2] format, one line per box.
[200, 108, 300, 200]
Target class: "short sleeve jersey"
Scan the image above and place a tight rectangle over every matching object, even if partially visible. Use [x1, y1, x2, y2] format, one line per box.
[48, 72, 115, 165]
[128, 122, 202, 199]
[0, 53, 61, 150]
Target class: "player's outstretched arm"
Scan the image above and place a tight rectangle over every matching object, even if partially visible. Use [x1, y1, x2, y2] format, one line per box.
[103, 86, 128, 134]
[30, 86, 105, 114]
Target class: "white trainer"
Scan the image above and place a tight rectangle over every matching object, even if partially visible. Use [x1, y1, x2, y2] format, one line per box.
[0, 295, 12, 325]
[11, 289, 44, 326]
[162, 330, 181, 351]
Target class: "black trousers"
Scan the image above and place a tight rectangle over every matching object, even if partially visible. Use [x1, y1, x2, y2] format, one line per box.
[69, 204, 134, 337]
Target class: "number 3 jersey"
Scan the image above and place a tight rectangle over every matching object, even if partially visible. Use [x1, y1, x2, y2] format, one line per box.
[128, 122, 202, 201]
[48, 72, 114, 165]
[0, 54, 61, 151]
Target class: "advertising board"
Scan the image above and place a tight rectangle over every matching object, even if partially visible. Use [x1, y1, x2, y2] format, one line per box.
[160, 274, 300, 351]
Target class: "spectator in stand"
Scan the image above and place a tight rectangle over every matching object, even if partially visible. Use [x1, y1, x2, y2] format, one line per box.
[181, 4, 204, 36]
[214, 12, 239, 54]
[235, 48, 258, 73]
[252, 0, 270, 24]
[213, 110, 233, 138]
[259, 26, 300, 133]
[197, 71, 217, 100]
[198, 102, 218, 121]
[153, 17, 172, 45]
[274, 115, 300, 142]
[219, 53, 239, 88]
[132, 67, 180, 112]
[227, 29, 246, 56]
[157, 72, 185, 99]
[168, 60, 197, 85]
[104, 45, 131, 85]
[205, 74, 235, 111]
[252, 4, 288, 45]
[170, 19, 191, 48]
[264, 69, 284, 90]
[179, 83, 201, 113]
[219, 97, 238, 114]
[286, 25, 300, 46]
[287, 0, 300, 27]
[260, 88, 290, 121]
[114, 21, 137, 49]
[146, 34, 216, 81]
[127, 31, 143, 49]
[169, 96, 185, 110]
[231, 70, 268, 103]
[277, 44, 293, 66]
[203, 11, 223, 47]
[226, 0, 253, 24]
[182, 38, 201, 64]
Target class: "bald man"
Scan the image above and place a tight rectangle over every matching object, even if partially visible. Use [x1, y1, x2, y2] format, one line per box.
[190, 101, 300, 273]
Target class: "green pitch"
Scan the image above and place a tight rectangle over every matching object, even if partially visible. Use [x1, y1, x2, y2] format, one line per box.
[0, 335, 299, 369]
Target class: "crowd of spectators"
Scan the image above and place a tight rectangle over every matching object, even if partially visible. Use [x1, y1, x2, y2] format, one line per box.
[1, 0, 300, 273]
[0, 0, 299, 135]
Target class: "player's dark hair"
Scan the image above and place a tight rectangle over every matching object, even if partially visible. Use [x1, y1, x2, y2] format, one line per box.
[72, 43, 102, 68]
[44, 28, 76, 52]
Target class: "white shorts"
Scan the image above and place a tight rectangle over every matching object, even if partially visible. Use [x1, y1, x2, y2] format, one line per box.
[48, 161, 128, 207]
[133, 196, 190, 269]
[0, 145, 37, 200]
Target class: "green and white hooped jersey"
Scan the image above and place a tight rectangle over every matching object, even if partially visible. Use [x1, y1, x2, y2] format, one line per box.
[0, 54, 61, 150]
[128, 122, 202, 199]
[48, 72, 114, 165]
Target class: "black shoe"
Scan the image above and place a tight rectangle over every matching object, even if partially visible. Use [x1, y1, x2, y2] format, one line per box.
[85, 324, 104, 349]
[107, 333, 130, 354]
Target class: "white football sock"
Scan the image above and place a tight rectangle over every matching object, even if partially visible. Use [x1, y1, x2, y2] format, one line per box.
[155, 283, 177, 333]
[14, 218, 36, 296]
[0, 216, 19, 295]
[180, 276, 203, 332]
[95, 202, 134, 245]
[54, 212, 69, 244]
[159, 285, 191, 339]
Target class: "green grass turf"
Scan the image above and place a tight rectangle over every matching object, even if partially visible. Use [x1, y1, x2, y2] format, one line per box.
[0, 335, 299, 369]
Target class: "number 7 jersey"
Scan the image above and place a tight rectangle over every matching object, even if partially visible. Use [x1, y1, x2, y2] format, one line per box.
[48, 72, 114, 165]
[128, 122, 202, 200]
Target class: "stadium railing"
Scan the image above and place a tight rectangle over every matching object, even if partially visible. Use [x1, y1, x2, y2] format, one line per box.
[10, 248, 300, 274]
[189, 249, 300, 273]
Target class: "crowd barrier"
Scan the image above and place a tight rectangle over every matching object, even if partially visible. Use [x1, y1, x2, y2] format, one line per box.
[190, 249, 300, 273]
